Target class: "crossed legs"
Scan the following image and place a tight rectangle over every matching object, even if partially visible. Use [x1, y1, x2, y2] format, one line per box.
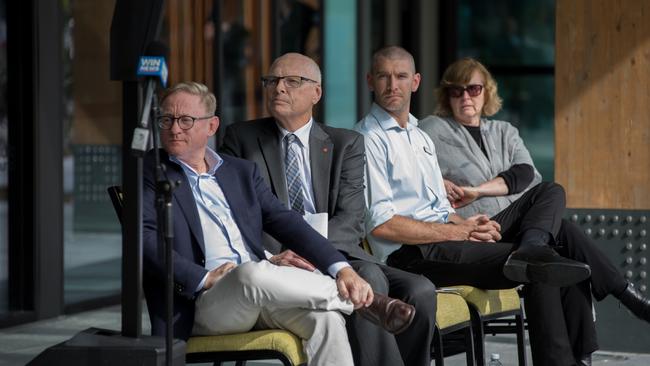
[193, 260, 354, 366]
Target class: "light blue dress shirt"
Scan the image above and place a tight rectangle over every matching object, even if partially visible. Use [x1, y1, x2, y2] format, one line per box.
[354, 103, 455, 262]
[171, 148, 260, 291]
[276, 119, 317, 214]
[172, 146, 348, 292]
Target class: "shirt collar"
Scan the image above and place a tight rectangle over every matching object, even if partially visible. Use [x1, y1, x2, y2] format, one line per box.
[276, 118, 314, 147]
[370, 102, 418, 131]
[169, 146, 223, 176]
[203, 147, 223, 174]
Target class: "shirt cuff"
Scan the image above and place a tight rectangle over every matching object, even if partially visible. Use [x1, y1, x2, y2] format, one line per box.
[367, 206, 395, 233]
[195, 273, 209, 293]
[264, 250, 274, 260]
[327, 261, 351, 278]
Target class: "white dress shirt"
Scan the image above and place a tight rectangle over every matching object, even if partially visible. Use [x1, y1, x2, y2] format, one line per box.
[276, 119, 350, 275]
[355, 103, 455, 262]
[276, 118, 317, 214]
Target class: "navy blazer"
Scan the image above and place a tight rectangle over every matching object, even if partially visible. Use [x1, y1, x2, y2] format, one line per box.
[142, 149, 347, 340]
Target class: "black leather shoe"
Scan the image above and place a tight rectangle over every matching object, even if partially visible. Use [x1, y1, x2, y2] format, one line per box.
[579, 353, 592, 366]
[616, 283, 650, 323]
[357, 293, 416, 334]
[503, 246, 591, 286]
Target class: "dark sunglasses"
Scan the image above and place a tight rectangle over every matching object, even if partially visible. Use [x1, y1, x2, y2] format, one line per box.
[448, 84, 484, 98]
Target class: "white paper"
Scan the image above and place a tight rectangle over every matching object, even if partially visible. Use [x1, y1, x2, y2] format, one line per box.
[303, 212, 328, 238]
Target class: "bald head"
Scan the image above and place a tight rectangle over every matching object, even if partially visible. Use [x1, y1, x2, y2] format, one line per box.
[269, 52, 322, 83]
[370, 46, 416, 74]
[265, 53, 322, 131]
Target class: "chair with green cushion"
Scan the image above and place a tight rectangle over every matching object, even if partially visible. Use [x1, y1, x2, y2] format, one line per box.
[447, 286, 527, 366]
[362, 239, 476, 365]
[107, 186, 307, 366]
[185, 329, 306, 365]
[433, 291, 476, 366]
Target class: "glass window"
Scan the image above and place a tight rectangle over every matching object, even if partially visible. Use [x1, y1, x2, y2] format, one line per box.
[278, 0, 321, 61]
[0, 0, 7, 314]
[62, 0, 122, 305]
[206, 1, 254, 126]
[492, 75, 555, 180]
[323, 0, 356, 127]
[457, 0, 555, 67]
[200, 0, 304, 131]
[457, 0, 555, 180]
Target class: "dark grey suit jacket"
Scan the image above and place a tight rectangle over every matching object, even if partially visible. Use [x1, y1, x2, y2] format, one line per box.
[220, 117, 377, 263]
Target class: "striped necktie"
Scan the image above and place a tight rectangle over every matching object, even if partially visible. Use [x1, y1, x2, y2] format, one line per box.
[284, 133, 305, 214]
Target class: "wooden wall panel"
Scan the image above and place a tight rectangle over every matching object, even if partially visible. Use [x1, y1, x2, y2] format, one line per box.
[165, 0, 210, 86]
[555, 0, 650, 209]
[72, 0, 121, 144]
[164, 0, 273, 120]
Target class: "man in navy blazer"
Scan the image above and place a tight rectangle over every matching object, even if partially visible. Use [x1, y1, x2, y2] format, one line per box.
[220, 53, 437, 366]
[142, 81, 415, 366]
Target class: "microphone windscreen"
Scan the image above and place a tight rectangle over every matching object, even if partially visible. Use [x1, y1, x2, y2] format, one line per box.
[144, 41, 169, 59]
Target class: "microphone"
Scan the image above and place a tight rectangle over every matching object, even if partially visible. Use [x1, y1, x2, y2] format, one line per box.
[131, 41, 168, 156]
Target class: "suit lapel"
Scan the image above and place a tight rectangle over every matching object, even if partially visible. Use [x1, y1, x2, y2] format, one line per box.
[258, 121, 289, 206]
[309, 122, 333, 213]
[166, 158, 206, 254]
[213, 159, 261, 258]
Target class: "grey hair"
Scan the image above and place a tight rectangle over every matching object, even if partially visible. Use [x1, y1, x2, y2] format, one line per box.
[160, 81, 217, 115]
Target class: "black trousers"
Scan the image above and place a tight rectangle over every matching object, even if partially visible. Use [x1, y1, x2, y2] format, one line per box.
[387, 182, 628, 365]
[347, 260, 437, 366]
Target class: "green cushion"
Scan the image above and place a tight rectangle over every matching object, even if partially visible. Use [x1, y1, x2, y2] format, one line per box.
[436, 292, 472, 329]
[186, 329, 307, 365]
[446, 286, 521, 316]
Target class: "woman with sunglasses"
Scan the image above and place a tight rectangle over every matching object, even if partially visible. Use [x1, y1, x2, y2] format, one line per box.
[420, 57, 540, 218]
[420, 58, 650, 366]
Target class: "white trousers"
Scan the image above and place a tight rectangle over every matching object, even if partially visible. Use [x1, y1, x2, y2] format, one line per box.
[193, 261, 355, 366]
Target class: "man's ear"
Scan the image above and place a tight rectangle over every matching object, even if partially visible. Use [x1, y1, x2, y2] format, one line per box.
[366, 72, 374, 92]
[411, 72, 422, 92]
[208, 116, 220, 136]
[312, 84, 322, 105]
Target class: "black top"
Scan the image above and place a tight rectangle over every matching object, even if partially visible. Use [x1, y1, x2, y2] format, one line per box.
[462, 124, 535, 194]
[463, 125, 488, 157]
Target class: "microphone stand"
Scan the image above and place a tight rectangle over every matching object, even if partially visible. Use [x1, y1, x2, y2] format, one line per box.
[149, 97, 177, 366]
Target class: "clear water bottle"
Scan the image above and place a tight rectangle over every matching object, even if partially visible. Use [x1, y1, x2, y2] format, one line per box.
[487, 353, 503, 366]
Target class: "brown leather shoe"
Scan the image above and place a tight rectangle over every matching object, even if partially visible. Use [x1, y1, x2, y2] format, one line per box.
[357, 293, 416, 334]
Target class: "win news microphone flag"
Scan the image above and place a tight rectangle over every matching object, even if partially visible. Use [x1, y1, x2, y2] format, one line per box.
[132, 41, 169, 155]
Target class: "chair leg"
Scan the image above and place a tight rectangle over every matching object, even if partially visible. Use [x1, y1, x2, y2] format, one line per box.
[433, 328, 445, 366]
[515, 312, 528, 366]
[465, 326, 476, 366]
[471, 313, 486, 366]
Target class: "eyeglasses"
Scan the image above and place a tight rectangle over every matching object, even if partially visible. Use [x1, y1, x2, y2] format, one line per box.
[157, 115, 213, 130]
[447, 84, 484, 98]
[261, 75, 318, 89]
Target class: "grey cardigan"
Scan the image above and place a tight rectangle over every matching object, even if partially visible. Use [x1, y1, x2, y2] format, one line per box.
[418, 115, 541, 218]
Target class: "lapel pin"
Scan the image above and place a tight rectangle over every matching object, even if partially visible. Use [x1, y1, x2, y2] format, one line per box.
[322, 147, 328, 153]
